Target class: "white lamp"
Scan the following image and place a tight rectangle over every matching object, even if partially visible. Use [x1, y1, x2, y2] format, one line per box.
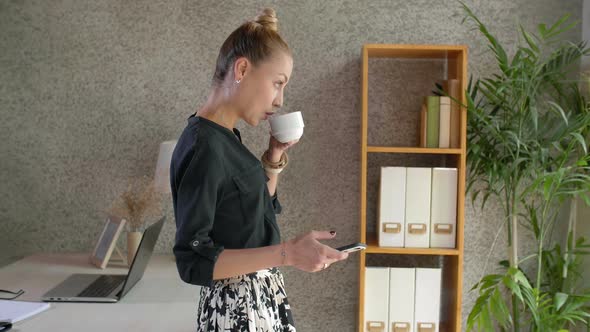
[153, 140, 177, 194]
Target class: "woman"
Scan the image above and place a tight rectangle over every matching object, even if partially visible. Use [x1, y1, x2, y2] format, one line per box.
[170, 8, 349, 332]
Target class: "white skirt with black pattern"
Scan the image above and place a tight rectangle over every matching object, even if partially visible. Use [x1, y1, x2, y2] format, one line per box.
[196, 267, 296, 332]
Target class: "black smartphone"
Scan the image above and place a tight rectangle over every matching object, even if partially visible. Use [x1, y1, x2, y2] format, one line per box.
[335, 242, 367, 253]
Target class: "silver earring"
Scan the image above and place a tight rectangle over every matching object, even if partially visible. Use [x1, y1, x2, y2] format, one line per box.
[235, 79, 241, 84]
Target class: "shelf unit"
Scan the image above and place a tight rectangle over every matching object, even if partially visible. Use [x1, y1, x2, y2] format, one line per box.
[358, 44, 467, 332]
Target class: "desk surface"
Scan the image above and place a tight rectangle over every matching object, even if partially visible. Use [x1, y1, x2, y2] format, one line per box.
[0, 253, 200, 332]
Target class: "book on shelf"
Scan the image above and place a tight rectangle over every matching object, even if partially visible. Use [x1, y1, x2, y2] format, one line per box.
[425, 96, 440, 148]
[419, 103, 427, 148]
[443, 79, 462, 149]
[438, 96, 451, 148]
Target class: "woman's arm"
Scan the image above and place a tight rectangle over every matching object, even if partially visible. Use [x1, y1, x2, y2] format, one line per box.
[212, 244, 283, 279]
[265, 149, 282, 196]
[264, 136, 299, 196]
[212, 231, 349, 280]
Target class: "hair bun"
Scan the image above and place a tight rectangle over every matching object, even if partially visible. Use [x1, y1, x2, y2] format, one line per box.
[255, 8, 279, 32]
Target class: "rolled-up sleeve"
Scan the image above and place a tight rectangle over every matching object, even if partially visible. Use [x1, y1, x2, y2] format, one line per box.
[171, 140, 225, 287]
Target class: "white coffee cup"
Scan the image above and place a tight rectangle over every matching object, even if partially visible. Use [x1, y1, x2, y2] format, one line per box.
[269, 111, 304, 143]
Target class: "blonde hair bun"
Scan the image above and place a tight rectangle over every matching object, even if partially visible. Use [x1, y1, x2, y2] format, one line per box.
[255, 8, 279, 32]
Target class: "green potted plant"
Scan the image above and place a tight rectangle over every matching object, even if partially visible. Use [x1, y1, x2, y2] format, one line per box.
[458, 3, 590, 331]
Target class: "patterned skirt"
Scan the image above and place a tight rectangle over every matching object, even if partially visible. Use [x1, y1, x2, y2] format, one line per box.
[196, 267, 296, 332]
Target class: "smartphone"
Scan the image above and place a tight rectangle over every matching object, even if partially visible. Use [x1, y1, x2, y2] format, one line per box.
[336, 242, 367, 253]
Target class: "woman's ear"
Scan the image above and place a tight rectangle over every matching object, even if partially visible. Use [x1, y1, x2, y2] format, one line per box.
[233, 57, 250, 82]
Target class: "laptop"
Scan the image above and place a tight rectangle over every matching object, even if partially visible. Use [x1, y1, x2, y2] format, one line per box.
[42, 216, 165, 303]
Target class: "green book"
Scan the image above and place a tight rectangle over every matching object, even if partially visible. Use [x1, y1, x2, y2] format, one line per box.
[426, 96, 440, 148]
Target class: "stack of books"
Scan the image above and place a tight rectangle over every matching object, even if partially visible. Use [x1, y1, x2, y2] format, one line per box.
[419, 79, 462, 149]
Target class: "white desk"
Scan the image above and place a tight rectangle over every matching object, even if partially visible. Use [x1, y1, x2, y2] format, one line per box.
[0, 253, 201, 332]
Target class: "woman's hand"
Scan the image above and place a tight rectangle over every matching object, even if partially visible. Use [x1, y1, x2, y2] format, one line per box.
[267, 132, 299, 162]
[285, 231, 349, 272]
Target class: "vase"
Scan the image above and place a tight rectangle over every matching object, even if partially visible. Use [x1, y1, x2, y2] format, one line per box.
[127, 231, 142, 267]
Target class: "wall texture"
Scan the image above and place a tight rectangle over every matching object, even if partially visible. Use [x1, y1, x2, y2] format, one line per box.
[0, 0, 583, 331]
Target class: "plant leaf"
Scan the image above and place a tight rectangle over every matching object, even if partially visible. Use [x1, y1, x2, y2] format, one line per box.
[554, 292, 568, 311]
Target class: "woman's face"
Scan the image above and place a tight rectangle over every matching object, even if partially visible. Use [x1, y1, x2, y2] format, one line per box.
[236, 52, 293, 127]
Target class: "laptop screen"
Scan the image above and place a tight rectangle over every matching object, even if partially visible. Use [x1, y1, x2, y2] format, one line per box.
[119, 216, 165, 298]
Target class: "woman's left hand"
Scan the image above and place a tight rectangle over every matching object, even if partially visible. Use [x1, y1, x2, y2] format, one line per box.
[267, 132, 299, 161]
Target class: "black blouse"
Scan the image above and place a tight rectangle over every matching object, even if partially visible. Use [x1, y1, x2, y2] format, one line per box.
[170, 114, 282, 287]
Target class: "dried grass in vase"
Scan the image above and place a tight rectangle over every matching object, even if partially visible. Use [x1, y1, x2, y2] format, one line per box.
[108, 175, 162, 232]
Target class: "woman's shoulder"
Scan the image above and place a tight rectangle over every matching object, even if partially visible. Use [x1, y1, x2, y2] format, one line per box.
[174, 121, 219, 162]
[180, 115, 220, 145]
[189, 115, 234, 142]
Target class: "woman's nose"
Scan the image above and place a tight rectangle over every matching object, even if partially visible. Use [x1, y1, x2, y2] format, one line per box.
[273, 89, 284, 107]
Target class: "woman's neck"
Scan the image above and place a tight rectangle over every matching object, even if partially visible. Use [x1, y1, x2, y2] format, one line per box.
[196, 90, 240, 130]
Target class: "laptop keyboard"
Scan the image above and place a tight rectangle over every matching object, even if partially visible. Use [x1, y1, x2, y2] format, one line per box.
[78, 275, 126, 297]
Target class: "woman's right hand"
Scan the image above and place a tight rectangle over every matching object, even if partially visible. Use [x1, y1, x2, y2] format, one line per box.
[285, 230, 349, 272]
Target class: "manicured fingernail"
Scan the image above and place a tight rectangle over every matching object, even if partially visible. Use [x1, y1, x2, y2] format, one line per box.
[330, 231, 336, 235]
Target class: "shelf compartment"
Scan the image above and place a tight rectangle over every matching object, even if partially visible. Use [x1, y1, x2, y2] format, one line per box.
[363, 153, 460, 237]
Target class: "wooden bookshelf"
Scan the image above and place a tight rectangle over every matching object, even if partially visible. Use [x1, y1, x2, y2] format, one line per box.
[358, 44, 467, 332]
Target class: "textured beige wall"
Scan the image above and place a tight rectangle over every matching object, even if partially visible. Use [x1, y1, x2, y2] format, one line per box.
[0, 1, 583, 331]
